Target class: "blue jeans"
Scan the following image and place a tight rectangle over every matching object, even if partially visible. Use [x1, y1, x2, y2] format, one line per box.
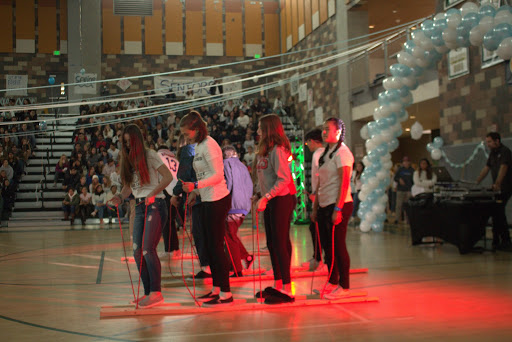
[133, 198, 167, 295]
[351, 191, 360, 217]
[95, 205, 105, 219]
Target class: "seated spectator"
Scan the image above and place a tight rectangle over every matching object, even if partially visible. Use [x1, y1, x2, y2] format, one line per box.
[105, 184, 124, 222]
[102, 158, 116, 179]
[108, 143, 119, 163]
[20, 137, 34, 164]
[87, 147, 101, 168]
[0, 159, 14, 182]
[230, 128, 243, 144]
[273, 95, 286, 116]
[100, 150, 110, 165]
[78, 186, 93, 225]
[103, 125, 114, 144]
[71, 143, 83, 161]
[62, 187, 79, 223]
[240, 100, 250, 114]
[19, 123, 36, 148]
[54, 155, 69, 187]
[0, 145, 6, 160]
[88, 174, 101, 193]
[153, 122, 168, 142]
[243, 145, 255, 166]
[243, 133, 255, 151]
[110, 165, 121, 188]
[75, 175, 87, 193]
[236, 111, 250, 129]
[95, 134, 107, 151]
[63, 167, 81, 191]
[91, 184, 106, 224]
[251, 98, 262, 118]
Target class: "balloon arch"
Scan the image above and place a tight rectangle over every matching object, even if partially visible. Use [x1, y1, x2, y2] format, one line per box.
[357, 2, 512, 233]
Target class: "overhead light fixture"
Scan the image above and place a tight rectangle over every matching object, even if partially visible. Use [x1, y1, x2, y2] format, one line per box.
[410, 116, 416, 119]
[405, 128, 411, 132]
[369, 25, 375, 29]
[392, 10, 397, 14]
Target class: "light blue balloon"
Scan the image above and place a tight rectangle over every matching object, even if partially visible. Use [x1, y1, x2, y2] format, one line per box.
[390, 63, 413, 78]
[371, 221, 384, 232]
[375, 143, 388, 157]
[80, 68, 86, 75]
[483, 30, 499, 51]
[388, 138, 399, 152]
[446, 8, 460, 17]
[431, 31, 445, 47]
[462, 12, 481, 28]
[493, 23, 512, 45]
[40, 121, 47, 130]
[378, 90, 401, 105]
[456, 21, 472, 37]
[376, 213, 387, 223]
[394, 126, 403, 138]
[367, 192, 380, 204]
[433, 18, 447, 34]
[411, 65, 425, 77]
[421, 20, 436, 38]
[387, 113, 398, 126]
[456, 33, 470, 48]
[373, 188, 385, 198]
[367, 121, 378, 136]
[479, 5, 496, 18]
[48, 77, 55, 85]
[376, 118, 390, 131]
[357, 208, 367, 220]
[403, 40, 416, 55]
[427, 142, 435, 152]
[398, 86, 410, 98]
[497, 5, 512, 14]
[433, 136, 444, 148]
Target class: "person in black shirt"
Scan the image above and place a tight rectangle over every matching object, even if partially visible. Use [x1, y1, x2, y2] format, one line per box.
[393, 156, 414, 224]
[476, 132, 512, 251]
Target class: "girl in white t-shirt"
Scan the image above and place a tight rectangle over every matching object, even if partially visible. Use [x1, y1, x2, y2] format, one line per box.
[312, 117, 354, 300]
[109, 124, 173, 309]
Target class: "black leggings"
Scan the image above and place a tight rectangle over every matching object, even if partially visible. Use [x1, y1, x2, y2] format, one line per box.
[317, 202, 353, 289]
[263, 194, 296, 285]
[199, 194, 231, 292]
[163, 196, 179, 252]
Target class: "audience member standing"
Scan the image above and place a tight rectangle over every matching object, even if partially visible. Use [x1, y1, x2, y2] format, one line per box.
[394, 156, 414, 224]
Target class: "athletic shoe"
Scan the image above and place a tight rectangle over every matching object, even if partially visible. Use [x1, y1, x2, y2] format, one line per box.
[321, 283, 338, 295]
[244, 255, 254, 269]
[255, 287, 280, 299]
[138, 292, 164, 309]
[130, 295, 146, 305]
[324, 286, 351, 300]
[202, 296, 234, 306]
[197, 291, 220, 302]
[301, 258, 321, 271]
[195, 270, 212, 279]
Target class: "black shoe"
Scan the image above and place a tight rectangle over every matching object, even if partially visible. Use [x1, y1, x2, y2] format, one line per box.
[244, 255, 254, 269]
[230, 271, 244, 278]
[195, 270, 212, 279]
[255, 287, 278, 299]
[264, 292, 295, 305]
[202, 296, 234, 306]
[197, 292, 219, 302]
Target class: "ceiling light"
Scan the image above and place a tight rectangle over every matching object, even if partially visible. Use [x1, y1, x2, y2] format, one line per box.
[410, 116, 416, 119]
[405, 128, 411, 132]
[369, 25, 375, 29]
[393, 10, 397, 14]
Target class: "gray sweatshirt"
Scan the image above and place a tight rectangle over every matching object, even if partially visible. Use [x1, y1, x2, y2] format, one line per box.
[256, 146, 297, 200]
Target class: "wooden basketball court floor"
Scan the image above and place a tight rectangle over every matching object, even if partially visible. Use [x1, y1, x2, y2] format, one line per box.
[1, 221, 511, 341]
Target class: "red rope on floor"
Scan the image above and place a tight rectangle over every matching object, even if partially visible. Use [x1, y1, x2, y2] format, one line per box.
[115, 204, 136, 303]
[180, 193, 200, 307]
[310, 221, 322, 295]
[224, 236, 237, 277]
[166, 201, 175, 278]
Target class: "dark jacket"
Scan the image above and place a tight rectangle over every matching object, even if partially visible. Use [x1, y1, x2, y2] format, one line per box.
[394, 166, 415, 192]
[173, 144, 199, 203]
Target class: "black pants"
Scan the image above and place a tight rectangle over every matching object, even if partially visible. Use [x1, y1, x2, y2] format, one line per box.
[317, 202, 353, 289]
[163, 195, 179, 252]
[263, 194, 296, 285]
[308, 221, 323, 262]
[200, 194, 231, 292]
[192, 203, 209, 267]
[492, 191, 512, 246]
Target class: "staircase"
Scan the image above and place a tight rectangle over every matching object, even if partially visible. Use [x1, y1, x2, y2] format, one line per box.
[7, 115, 120, 228]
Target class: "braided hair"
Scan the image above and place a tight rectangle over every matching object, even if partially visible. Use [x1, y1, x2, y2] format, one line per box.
[319, 117, 345, 167]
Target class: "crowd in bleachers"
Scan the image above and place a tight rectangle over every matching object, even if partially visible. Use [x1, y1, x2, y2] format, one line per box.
[62, 93, 297, 224]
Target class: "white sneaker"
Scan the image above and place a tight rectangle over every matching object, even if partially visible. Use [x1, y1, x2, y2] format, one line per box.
[321, 283, 338, 295]
[130, 295, 146, 305]
[324, 286, 350, 300]
[138, 292, 164, 309]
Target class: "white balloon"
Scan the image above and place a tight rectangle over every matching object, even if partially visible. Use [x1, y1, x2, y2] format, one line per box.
[372, 203, 386, 214]
[460, 2, 479, 18]
[443, 28, 458, 43]
[410, 121, 424, 140]
[380, 153, 391, 162]
[360, 124, 369, 140]
[401, 93, 413, 105]
[382, 160, 393, 170]
[479, 16, 495, 35]
[358, 191, 368, 202]
[360, 221, 372, 233]
[420, 37, 435, 51]
[253, 77, 259, 83]
[494, 10, 512, 26]
[434, 12, 447, 21]
[412, 30, 427, 45]
[402, 75, 417, 88]
[365, 212, 377, 223]
[381, 129, 394, 143]
[416, 57, 430, 68]
[378, 195, 388, 204]
[380, 104, 392, 117]
[497, 37, 512, 60]
[376, 170, 387, 180]
[435, 45, 450, 53]
[389, 101, 403, 113]
[469, 26, 484, 46]
[368, 177, 379, 189]
[365, 139, 376, 151]
[431, 148, 442, 160]
[362, 155, 372, 167]
[397, 51, 416, 68]
[445, 40, 458, 50]
[411, 45, 426, 58]
[446, 13, 462, 29]
[383, 77, 403, 90]
[372, 134, 384, 146]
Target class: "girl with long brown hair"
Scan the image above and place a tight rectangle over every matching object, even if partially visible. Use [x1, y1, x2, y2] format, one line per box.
[109, 124, 173, 309]
[180, 111, 232, 306]
[254, 114, 297, 304]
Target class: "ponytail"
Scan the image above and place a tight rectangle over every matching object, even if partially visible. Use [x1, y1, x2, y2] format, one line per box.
[319, 117, 345, 167]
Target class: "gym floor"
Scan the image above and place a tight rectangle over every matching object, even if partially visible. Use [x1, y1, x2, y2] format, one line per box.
[1, 221, 511, 341]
